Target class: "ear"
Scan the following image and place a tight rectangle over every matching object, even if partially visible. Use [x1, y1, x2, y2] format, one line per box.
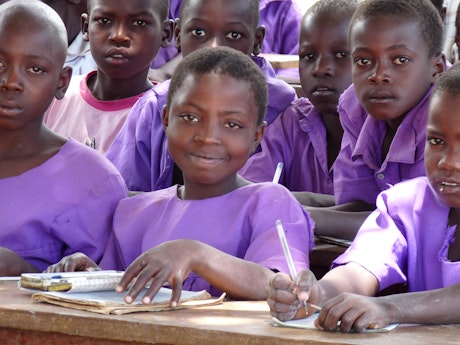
[54, 66, 73, 100]
[431, 53, 446, 84]
[161, 19, 175, 48]
[252, 121, 266, 152]
[162, 105, 169, 131]
[252, 25, 265, 56]
[174, 18, 181, 48]
[81, 13, 89, 41]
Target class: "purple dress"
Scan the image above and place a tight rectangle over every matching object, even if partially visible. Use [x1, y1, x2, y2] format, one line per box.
[107, 55, 296, 192]
[240, 98, 334, 194]
[0, 139, 128, 271]
[100, 182, 314, 296]
[333, 177, 460, 292]
[333, 84, 432, 205]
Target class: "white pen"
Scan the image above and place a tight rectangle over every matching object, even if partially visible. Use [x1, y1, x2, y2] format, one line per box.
[272, 162, 283, 184]
[275, 219, 321, 313]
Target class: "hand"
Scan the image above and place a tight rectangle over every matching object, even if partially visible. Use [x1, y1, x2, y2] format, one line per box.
[44, 252, 100, 273]
[116, 239, 198, 307]
[266, 269, 317, 321]
[316, 293, 392, 333]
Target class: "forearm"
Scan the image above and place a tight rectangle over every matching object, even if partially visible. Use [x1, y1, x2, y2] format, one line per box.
[312, 263, 379, 306]
[0, 248, 39, 275]
[380, 284, 460, 325]
[192, 242, 274, 300]
[292, 191, 335, 207]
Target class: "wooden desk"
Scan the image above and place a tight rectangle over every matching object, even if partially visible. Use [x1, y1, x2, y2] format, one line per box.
[1, 280, 459, 345]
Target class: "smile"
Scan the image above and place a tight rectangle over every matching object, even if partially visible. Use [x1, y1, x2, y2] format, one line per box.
[439, 181, 460, 192]
[0, 104, 22, 117]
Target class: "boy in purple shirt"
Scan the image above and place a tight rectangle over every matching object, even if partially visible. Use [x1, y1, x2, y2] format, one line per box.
[107, 0, 297, 192]
[240, 0, 357, 195]
[0, 1, 127, 275]
[303, 0, 446, 240]
[47, 47, 314, 304]
[267, 60, 460, 333]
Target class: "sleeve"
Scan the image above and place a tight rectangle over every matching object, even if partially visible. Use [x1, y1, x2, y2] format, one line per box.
[332, 187, 409, 290]
[244, 185, 315, 273]
[106, 94, 157, 192]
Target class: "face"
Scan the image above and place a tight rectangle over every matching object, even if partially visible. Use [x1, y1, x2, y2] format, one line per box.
[163, 72, 265, 197]
[82, 0, 172, 79]
[299, 12, 352, 115]
[176, 0, 264, 57]
[350, 16, 444, 127]
[425, 92, 460, 207]
[0, 20, 70, 131]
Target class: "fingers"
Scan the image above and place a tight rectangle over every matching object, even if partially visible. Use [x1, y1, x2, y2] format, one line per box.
[267, 272, 304, 321]
[295, 270, 316, 302]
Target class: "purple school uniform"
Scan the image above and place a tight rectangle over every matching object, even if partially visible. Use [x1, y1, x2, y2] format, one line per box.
[107, 55, 296, 192]
[240, 98, 334, 194]
[333, 84, 432, 205]
[333, 177, 460, 291]
[100, 182, 314, 296]
[0, 139, 127, 271]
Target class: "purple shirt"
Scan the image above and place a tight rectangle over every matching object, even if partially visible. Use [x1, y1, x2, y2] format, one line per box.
[0, 139, 128, 271]
[240, 98, 334, 194]
[333, 84, 432, 205]
[107, 55, 296, 192]
[100, 182, 314, 296]
[334, 177, 460, 292]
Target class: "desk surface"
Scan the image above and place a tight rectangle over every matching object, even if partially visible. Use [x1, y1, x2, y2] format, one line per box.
[0, 280, 459, 345]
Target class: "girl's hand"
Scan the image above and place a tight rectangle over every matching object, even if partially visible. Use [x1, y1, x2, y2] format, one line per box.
[116, 240, 197, 307]
[316, 293, 392, 333]
[267, 269, 317, 321]
[44, 252, 100, 273]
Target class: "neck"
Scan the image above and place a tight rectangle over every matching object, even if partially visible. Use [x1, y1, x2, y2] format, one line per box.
[179, 174, 249, 200]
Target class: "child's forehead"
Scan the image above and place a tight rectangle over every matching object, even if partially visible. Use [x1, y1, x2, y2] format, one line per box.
[88, 0, 162, 13]
[181, 0, 256, 24]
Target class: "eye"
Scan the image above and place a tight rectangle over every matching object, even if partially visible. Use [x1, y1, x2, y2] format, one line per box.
[335, 51, 350, 59]
[133, 20, 147, 27]
[27, 66, 45, 75]
[97, 17, 111, 25]
[355, 57, 372, 66]
[225, 32, 242, 40]
[394, 56, 410, 65]
[190, 28, 206, 37]
[224, 121, 243, 129]
[427, 137, 444, 146]
[300, 52, 316, 61]
[180, 114, 199, 123]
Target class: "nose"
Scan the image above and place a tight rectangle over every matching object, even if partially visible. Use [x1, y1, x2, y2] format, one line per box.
[312, 55, 334, 77]
[194, 120, 221, 145]
[438, 146, 460, 171]
[367, 62, 390, 83]
[0, 66, 23, 92]
[205, 36, 223, 48]
[109, 23, 130, 46]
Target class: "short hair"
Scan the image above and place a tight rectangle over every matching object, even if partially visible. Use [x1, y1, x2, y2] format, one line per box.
[167, 46, 268, 125]
[305, 0, 359, 18]
[87, 0, 169, 21]
[179, 0, 260, 30]
[349, 0, 443, 57]
[432, 63, 460, 97]
[0, 0, 68, 62]
[429, 0, 444, 13]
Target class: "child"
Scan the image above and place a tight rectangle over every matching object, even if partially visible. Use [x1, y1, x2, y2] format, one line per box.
[106, 0, 297, 192]
[267, 62, 460, 332]
[43, 0, 174, 153]
[149, 0, 303, 82]
[0, 0, 127, 276]
[240, 0, 357, 196]
[46, 47, 314, 305]
[302, 0, 446, 240]
[41, 0, 97, 75]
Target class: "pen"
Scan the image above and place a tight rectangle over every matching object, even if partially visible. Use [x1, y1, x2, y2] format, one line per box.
[272, 162, 283, 184]
[275, 219, 321, 314]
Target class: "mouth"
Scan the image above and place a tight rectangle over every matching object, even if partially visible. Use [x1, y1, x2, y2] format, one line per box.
[310, 86, 335, 96]
[190, 153, 226, 165]
[367, 91, 394, 103]
[0, 103, 23, 117]
[439, 181, 460, 193]
[106, 49, 129, 61]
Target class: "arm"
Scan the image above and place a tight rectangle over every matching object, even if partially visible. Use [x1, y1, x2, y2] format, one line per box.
[0, 248, 39, 275]
[117, 239, 274, 306]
